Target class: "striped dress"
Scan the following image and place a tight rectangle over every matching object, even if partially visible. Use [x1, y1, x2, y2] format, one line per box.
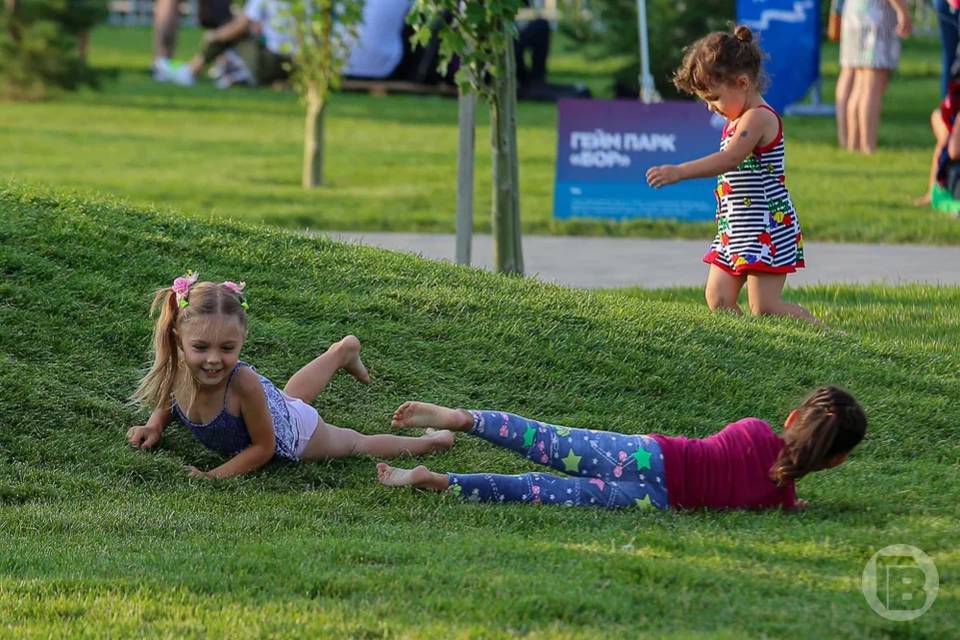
[703, 105, 805, 276]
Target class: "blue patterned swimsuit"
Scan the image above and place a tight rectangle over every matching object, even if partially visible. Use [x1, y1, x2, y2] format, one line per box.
[171, 362, 300, 461]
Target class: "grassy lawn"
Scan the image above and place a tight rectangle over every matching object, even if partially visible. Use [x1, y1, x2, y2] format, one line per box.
[1, 184, 957, 637]
[0, 26, 957, 243]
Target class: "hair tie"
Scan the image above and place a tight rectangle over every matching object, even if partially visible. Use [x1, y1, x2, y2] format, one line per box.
[171, 271, 199, 309]
[222, 280, 249, 311]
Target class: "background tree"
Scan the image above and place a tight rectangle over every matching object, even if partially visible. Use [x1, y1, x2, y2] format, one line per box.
[283, 0, 364, 188]
[408, 0, 525, 275]
[0, 0, 105, 100]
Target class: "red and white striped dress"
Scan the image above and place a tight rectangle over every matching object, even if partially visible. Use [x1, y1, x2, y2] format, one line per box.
[703, 104, 805, 276]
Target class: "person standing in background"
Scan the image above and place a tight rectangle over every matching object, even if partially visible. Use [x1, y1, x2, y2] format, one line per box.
[838, 0, 912, 154]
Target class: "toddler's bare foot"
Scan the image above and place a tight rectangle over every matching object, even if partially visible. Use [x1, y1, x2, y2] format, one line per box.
[912, 193, 931, 207]
[391, 401, 473, 431]
[335, 335, 370, 384]
[424, 428, 455, 451]
[376, 463, 448, 491]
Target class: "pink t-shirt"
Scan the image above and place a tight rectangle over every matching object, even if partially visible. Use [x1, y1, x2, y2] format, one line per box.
[651, 418, 797, 511]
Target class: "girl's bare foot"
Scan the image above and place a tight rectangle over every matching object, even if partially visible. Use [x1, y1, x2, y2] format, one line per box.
[424, 428, 456, 451]
[913, 193, 931, 207]
[376, 463, 448, 491]
[335, 335, 370, 384]
[391, 401, 473, 431]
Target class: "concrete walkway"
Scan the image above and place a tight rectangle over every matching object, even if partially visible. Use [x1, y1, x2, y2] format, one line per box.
[324, 232, 960, 289]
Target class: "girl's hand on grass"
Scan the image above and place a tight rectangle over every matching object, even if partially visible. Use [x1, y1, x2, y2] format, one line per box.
[184, 465, 210, 479]
[794, 499, 810, 511]
[127, 425, 161, 449]
[646, 165, 682, 188]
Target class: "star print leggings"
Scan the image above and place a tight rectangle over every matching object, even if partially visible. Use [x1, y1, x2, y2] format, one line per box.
[446, 410, 669, 509]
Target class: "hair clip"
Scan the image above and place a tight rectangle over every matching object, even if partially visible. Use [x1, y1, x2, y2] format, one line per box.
[222, 281, 249, 311]
[172, 271, 199, 309]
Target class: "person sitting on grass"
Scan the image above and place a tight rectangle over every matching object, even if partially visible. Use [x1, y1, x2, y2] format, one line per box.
[161, 0, 294, 89]
[915, 53, 960, 210]
[377, 387, 866, 511]
[127, 272, 453, 479]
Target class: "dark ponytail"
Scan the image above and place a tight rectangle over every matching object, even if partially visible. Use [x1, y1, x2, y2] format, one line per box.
[770, 387, 867, 486]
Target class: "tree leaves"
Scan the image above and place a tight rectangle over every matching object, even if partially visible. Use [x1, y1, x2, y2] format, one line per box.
[407, 0, 524, 103]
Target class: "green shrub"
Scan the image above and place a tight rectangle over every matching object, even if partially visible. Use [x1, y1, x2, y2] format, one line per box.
[562, 0, 733, 98]
[0, 0, 106, 100]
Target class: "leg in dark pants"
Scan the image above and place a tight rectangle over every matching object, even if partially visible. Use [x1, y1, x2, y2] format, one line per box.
[937, 0, 960, 97]
[515, 18, 550, 88]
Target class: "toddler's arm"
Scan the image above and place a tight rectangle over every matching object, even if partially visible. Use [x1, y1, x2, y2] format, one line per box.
[200, 368, 277, 479]
[646, 107, 778, 187]
[127, 404, 171, 449]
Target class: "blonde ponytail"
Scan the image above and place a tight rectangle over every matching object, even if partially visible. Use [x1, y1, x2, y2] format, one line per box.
[130, 288, 182, 410]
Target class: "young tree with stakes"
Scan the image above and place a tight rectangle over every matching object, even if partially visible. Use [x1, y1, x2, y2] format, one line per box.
[283, 0, 363, 188]
[408, 0, 525, 274]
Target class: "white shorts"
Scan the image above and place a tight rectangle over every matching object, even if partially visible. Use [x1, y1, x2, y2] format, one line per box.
[282, 392, 320, 458]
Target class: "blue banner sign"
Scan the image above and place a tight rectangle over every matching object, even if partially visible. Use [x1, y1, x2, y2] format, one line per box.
[737, 0, 821, 112]
[554, 98, 722, 222]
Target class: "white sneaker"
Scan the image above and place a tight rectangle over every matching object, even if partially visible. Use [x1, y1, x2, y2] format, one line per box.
[170, 64, 195, 87]
[152, 58, 174, 82]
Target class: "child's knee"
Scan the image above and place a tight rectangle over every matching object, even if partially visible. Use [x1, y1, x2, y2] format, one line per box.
[705, 289, 736, 310]
[748, 298, 778, 316]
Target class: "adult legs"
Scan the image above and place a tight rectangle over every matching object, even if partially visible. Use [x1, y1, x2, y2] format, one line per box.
[515, 18, 550, 87]
[704, 264, 746, 314]
[937, 0, 960, 97]
[835, 66, 855, 148]
[856, 68, 890, 154]
[283, 335, 370, 405]
[745, 273, 818, 323]
[846, 68, 864, 152]
[153, 0, 179, 61]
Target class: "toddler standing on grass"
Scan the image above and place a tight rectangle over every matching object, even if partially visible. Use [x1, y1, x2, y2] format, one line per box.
[377, 387, 866, 511]
[127, 272, 453, 478]
[646, 26, 815, 323]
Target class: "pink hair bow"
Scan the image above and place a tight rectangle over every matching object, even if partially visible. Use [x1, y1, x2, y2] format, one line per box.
[222, 280, 249, 310]
[172, 271, 199, 308]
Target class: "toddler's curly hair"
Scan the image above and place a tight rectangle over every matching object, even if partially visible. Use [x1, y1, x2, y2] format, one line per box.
[673, 25, 768, 96]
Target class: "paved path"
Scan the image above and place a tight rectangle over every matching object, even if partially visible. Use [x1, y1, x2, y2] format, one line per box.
[324, 232, 960, 289]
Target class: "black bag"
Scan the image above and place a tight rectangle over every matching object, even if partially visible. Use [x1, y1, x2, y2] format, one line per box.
[198, 0, 233, 29]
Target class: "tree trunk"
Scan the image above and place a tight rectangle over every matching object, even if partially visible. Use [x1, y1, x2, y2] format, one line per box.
[455, 88, 476, 265]
[490, 35, 523, 275]
[302, 82, 325, 189]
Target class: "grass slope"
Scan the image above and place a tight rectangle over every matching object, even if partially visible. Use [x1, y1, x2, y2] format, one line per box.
[0, 28, 957, 243]
[0, 185, 957, 638]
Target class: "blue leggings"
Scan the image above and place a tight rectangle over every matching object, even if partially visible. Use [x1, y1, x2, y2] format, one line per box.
[447, 411, 669, 509]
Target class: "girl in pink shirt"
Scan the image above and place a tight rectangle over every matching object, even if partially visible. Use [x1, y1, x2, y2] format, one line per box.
[376, 387, 866, 511]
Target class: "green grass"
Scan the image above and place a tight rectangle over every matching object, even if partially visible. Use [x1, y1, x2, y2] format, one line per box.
[0, 27, 957, 243]
[1, 183, 957, 637]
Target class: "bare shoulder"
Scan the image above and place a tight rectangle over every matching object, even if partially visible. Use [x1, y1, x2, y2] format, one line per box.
[231, 366, 265, 399]
[740, 105, 778, 130]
